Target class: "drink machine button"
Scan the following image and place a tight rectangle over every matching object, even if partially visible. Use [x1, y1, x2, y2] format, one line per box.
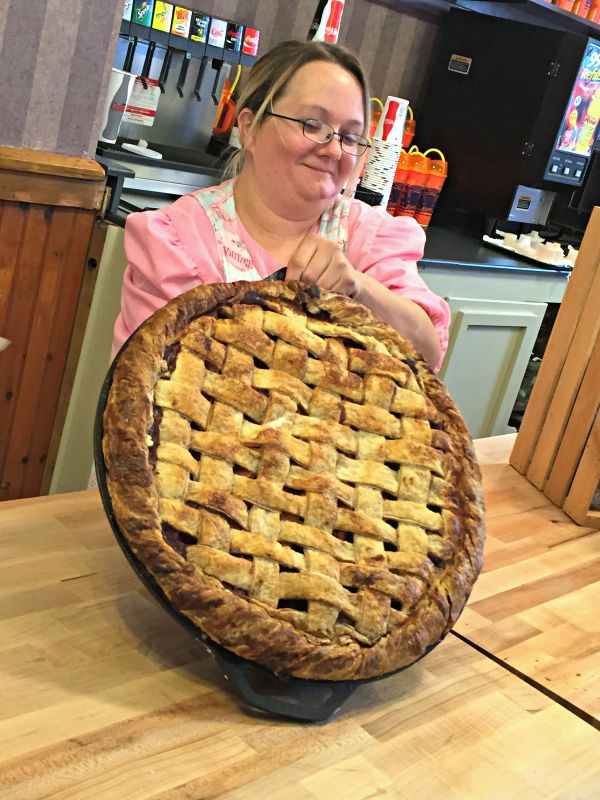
[562, 166, 571, 176]
[551, 164, 559, 173]
[575, 168, 583, 178]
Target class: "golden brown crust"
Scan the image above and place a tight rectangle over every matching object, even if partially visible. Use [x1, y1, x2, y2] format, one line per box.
[102, 280, 485, 680]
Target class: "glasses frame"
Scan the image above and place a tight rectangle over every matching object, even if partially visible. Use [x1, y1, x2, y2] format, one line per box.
[265, 111, 370, 156]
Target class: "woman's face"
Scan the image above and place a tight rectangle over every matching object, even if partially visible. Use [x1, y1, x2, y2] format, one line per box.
[240, 60, 366, 211]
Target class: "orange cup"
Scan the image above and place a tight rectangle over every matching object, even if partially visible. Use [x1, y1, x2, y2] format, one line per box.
[414, 149, 448, 228]
[386, 150, 409, 216]
[395, 149, 430, 218]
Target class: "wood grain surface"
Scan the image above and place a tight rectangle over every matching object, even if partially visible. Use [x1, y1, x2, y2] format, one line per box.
[0, 201, 96, 500]
[0, 437, 598, 799]
[0, 147, 106, 181]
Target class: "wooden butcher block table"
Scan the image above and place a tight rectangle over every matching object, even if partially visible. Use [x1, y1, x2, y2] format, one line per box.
[0, 436, 598, 800]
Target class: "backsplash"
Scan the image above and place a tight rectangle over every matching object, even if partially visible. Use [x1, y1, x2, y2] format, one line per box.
[0, 0, 442, 158]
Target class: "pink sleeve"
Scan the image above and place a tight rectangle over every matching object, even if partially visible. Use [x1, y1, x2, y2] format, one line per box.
[346, 201, 450, 363]
[111, 194, 221, 359]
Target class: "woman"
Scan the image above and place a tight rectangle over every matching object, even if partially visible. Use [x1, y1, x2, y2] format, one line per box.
[113, 40, 449, 368]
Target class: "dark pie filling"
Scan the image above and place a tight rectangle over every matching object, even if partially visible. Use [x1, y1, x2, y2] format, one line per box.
[223, 582, 250, 599]
[333, 529, 353, 543]
[278, 598, 309, 612]
[161, 522, 196, 557]
[428, 554, 446, 570]
[163, 341, 181, 373]
[148, 406, 163, 467]
[403, 357, 418, 375]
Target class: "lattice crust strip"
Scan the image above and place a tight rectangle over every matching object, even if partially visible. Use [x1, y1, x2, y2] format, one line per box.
[104, 280, 485, 680]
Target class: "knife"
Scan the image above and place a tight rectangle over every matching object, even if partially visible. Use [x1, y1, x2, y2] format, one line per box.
[266, 268, 286, 282]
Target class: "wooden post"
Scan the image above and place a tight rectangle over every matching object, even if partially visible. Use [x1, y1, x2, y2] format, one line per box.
[509, 206, 600, 528]
[0, 147, 106, 500]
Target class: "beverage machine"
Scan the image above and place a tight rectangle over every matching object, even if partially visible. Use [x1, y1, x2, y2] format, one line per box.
[97, 1, 260, 220]
[417, 8, 600, 238]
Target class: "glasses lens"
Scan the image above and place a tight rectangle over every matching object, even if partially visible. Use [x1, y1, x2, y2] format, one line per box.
[341, 135, 368, 156]
[302, 119, 368, 156]
[303, 119, 333, 143]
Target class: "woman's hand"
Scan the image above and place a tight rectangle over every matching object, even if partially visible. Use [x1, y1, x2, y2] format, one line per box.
[286, 234, 441, 369]
[286, 234, 359, 297]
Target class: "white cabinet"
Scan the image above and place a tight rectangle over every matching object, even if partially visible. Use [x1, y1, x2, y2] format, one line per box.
[439, 297, 547, 438]
[420, 260, 568, 439]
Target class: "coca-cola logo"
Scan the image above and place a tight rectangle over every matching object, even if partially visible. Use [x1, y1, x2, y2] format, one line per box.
[244, 33, 258, 45]
[211, 25, 224, 37]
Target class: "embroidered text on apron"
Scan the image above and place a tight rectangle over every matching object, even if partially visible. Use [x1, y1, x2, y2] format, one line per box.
[193, 179, 351, 283]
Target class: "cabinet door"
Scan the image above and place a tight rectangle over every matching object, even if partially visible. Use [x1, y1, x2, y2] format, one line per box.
[439, 297, 547, 438]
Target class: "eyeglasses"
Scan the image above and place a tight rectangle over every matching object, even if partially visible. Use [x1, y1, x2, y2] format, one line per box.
[266, 111, 370, 156]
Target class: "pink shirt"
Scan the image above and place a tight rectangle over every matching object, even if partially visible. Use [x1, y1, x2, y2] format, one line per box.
[112, 185, 450, 364]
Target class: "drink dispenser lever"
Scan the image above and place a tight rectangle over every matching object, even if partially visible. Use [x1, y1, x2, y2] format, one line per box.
[211, 60, 223, 104]
[194, 55, 208, 101]
[169, 5, 198, 97]
[123, 36, 138, 72]
[140, 40, 156, 89]
[188, 12, 210, 101]
[128, 0, 154, 70]
[158, 47, 173, 92]
[147, 1, 173, 91]
[177, 52, 192, 97]
[205, 18, 228, 104]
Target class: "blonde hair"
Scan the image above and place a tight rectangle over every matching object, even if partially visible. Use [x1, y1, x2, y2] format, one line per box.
[225, 40, 371, 178]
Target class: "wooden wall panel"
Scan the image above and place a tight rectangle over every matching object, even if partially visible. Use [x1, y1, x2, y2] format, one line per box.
[0, 202, 95, 500]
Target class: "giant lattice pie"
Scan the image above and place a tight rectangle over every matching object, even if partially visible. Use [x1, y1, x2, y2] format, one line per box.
[102, 280, 485, 680]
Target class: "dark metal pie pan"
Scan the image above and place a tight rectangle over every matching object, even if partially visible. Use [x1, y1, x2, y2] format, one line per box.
[94, 337, 444, 723]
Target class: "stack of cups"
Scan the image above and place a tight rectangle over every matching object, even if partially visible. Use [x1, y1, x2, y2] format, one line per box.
[361, 96, 409, 208]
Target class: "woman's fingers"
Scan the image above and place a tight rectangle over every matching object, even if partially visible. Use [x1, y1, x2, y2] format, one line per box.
[287, 236, 339, 286]
[286, 235, 320, 281]
[286, 235, 359, 296]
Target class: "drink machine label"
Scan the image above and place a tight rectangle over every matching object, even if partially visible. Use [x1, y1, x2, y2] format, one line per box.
[132, 0, 153, 27]
[171, 6, 192, 38]
[152, 1, 173, 32]
[123, 77, 161, 126]
[123, 0, 133, 22]
[242, 27, 260, 56]
[208, 18, 227, 48]
[556, 40, 600, 159]
[225, 22, 243, 52]
[190, 12, 210, 43]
